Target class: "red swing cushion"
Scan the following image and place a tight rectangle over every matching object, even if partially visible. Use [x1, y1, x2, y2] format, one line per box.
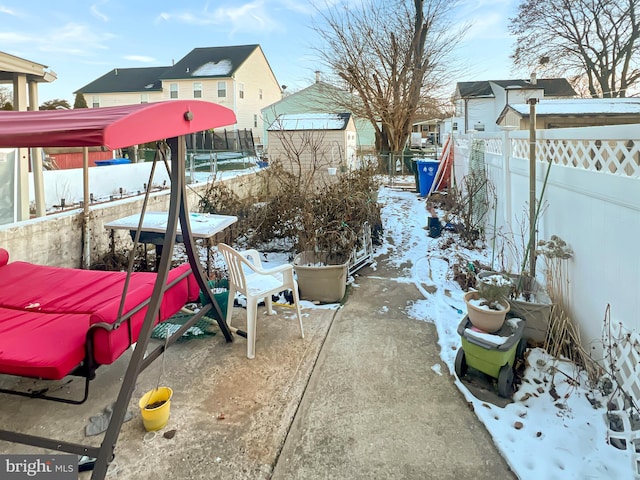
[0, 249, 200, 379]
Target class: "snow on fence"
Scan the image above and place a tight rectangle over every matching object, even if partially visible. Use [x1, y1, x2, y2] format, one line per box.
[454, 123, 640, 356]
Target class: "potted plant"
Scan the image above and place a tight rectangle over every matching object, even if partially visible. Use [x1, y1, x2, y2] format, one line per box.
[464, 272, 512, 332]
[292, 166, 381, 303]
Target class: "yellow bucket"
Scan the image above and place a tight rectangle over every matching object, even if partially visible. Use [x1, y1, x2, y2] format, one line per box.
[138, 387, 173, 431]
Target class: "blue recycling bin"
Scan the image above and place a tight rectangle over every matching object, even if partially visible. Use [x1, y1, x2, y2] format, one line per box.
[416, 159, 439, 197]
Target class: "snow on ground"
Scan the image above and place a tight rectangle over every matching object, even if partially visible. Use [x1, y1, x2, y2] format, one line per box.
[376, 185, 633, 480]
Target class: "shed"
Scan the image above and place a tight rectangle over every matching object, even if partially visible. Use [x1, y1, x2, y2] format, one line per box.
[496, 98, 640, 129]
[267, 113, 357, 178]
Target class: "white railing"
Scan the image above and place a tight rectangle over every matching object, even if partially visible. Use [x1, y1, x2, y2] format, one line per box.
[508, 124, 640, 178]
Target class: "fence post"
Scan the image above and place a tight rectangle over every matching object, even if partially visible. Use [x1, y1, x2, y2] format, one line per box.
[500, 126, 517, 229]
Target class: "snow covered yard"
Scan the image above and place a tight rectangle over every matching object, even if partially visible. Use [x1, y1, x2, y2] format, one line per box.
[374, 185, 634, 480]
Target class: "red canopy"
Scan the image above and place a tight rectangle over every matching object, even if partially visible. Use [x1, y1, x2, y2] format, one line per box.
[0, 100, 236, 149]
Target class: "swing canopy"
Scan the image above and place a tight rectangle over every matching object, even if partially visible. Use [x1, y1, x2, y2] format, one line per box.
[0, 100, 236, 148]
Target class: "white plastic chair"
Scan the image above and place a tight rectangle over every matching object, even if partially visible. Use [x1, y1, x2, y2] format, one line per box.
[217, 243, 304, 359]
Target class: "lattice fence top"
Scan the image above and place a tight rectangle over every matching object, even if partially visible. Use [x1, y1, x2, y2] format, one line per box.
[511, 138, 640, 178]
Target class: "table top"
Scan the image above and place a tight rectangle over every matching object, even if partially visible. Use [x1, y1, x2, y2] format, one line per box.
[105, 211, 238, 239]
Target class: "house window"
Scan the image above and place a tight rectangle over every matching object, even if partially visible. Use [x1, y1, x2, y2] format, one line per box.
[92, 96, 100, 108]
[218, 81, 226, 98]
[140, 94, 149, 104]
[253, 114, 258, 128]
[239, 83, 244, 99]
[259, 88, 263, 100]
[170, 83, 178, 99]
[193, 82, 202, 98]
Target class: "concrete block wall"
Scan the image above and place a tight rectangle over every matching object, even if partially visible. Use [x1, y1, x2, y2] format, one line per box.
[0, 171, 267, 268]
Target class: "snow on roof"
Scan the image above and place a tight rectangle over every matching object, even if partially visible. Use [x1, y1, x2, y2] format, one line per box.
[268, 113, 351, 131]
[509, 98, 640, 116]
[191, 59, 233, 77]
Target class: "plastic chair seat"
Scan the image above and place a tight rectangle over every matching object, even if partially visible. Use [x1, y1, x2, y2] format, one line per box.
[217, 243, 304, 359]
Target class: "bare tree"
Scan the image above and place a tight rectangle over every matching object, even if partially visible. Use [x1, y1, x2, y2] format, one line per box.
[39, 99, 72, 110]
[0, 86, 12, 110]
[313, 0, 465, 154]
[510, 0, 640, 98]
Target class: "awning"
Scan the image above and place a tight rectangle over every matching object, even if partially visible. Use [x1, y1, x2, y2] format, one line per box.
[0, 100, 236, 149]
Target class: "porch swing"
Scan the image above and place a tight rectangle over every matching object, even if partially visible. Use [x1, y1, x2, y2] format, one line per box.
[0, 100, 237, 479]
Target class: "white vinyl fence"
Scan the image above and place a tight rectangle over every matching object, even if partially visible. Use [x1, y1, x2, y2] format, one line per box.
[453, 124, 640, 356]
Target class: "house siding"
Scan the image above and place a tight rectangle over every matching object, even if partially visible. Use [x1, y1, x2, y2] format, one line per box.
[88, 92, 164, 107]
[233, 48, 281, 145]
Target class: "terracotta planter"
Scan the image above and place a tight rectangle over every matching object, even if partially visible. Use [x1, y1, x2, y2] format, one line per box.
[293, 251, 348, 303]
[464, 291, 510, 333]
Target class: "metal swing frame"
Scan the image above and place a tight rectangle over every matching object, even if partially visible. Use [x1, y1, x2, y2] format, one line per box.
[0, 102, 236, 480]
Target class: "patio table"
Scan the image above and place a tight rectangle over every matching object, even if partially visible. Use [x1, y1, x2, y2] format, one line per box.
[105, 211, 237, 274]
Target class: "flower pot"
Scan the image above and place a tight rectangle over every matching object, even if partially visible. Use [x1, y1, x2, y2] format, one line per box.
[293, 251, 348, 303]
[139, 387, 173, 432]
[507, 274, 552, 343]
[464, 291, 510, 333]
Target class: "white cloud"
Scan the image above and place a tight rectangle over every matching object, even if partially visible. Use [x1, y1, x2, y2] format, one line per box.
[277, 0, 314, 15]
[124, 55, 156, 63]
[464, 12, 511, 41]
[13, 22, 115, 57]
[0, 5, 18, 16]
[91, 2, 109, 22]
[156, 1, 281, 33]
[0, 31, 32, 43]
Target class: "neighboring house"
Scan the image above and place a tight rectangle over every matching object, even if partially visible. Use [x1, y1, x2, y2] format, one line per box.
[262, 73, 376, 152]
[411, 119, 443, 147]
[75, 44, 281, 145]
[267, 113, 358, 179]
[497, 98, 640, 130]
[452, 76, 576, 133]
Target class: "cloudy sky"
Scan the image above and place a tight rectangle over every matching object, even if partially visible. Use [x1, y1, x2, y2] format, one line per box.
[0, 0, 520, 103]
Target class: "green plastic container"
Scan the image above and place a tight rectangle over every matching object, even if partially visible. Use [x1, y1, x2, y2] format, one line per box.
[455, 316, 526, 397]
[199, 279, 230, 321]
[457, 316, 524, 378]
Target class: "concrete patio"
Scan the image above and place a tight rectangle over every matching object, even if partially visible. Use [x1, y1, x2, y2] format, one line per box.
[0, 251, 515, 479]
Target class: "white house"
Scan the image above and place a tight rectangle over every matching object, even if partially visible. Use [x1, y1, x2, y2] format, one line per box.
[452, 77, 576, 133]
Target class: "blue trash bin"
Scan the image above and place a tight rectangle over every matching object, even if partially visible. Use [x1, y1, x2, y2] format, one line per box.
[416, 159, 439, 197]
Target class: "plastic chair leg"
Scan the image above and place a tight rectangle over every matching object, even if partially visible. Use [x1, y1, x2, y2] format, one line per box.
[292, 286, 304, 338]
[225, 285, 236, 329]
[246, 299, 257, 359]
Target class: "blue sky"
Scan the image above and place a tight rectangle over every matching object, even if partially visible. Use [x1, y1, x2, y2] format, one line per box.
[1, 0, 520, 104]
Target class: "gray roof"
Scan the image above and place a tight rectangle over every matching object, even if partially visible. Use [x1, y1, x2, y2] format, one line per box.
[456, 78, 576, 99]
[268, 113, 352, 131]
[160, 44, 259, 80]
[75, 66, 168, 94]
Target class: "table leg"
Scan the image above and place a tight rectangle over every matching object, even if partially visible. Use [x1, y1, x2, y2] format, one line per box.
[155, 244, 163, 272]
